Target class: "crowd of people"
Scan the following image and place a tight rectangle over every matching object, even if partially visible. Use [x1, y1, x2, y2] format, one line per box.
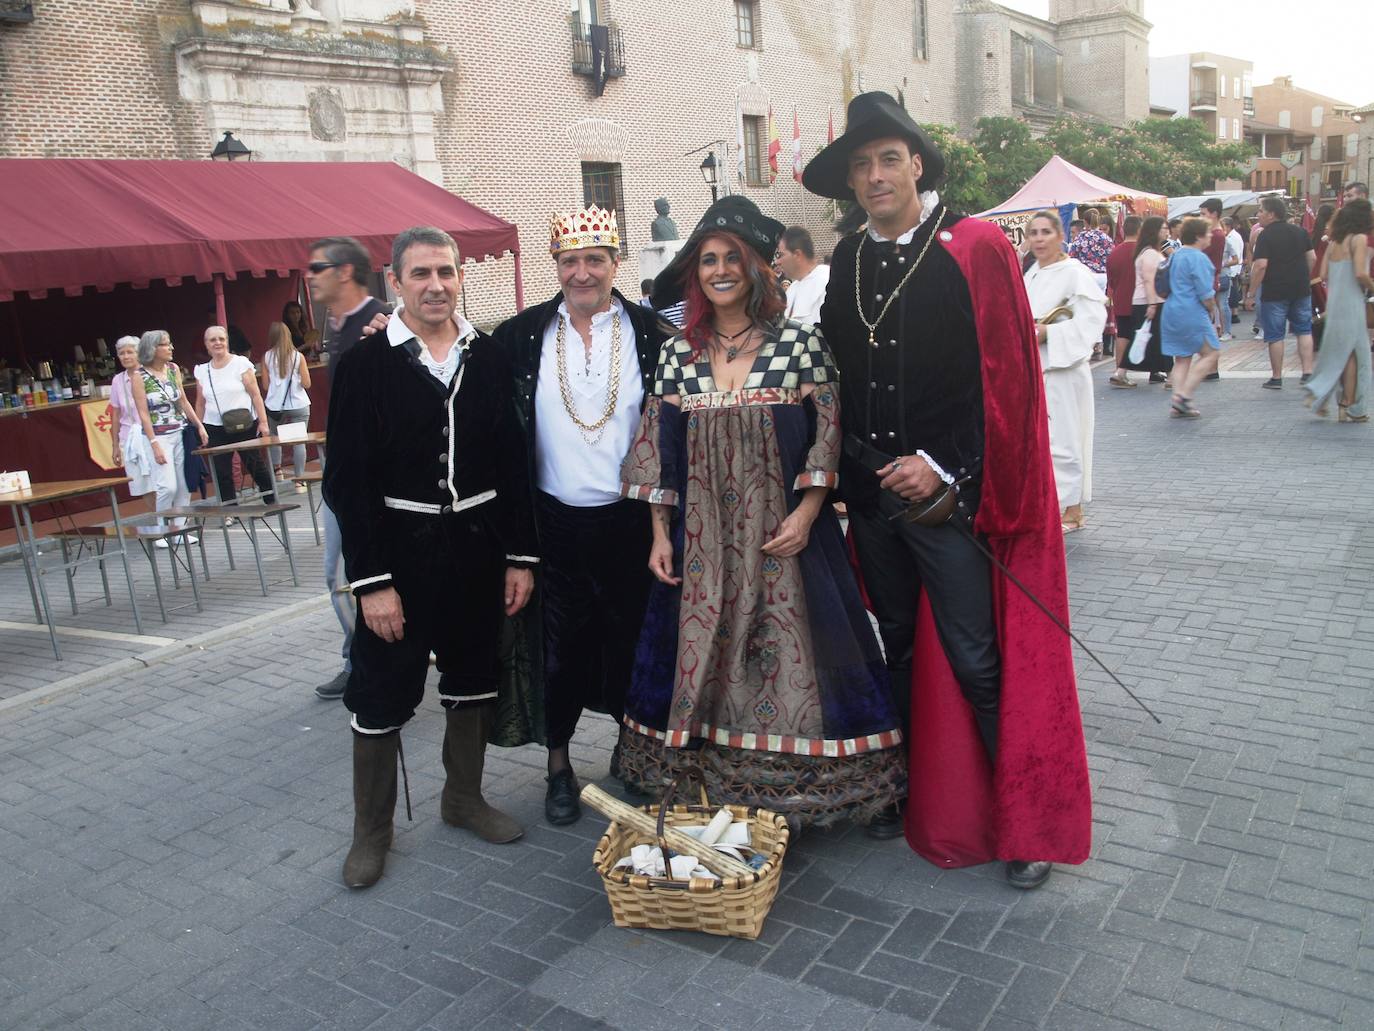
[101, 92, 1369, 900]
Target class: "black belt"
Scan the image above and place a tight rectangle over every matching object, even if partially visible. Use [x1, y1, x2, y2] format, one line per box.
[842, 434, 896, 475]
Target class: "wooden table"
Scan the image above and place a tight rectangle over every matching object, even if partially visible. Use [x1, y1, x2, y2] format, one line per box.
[192, 432, 325, 586]
[0, 477, 143, 659]
[194, 432, 327, 506]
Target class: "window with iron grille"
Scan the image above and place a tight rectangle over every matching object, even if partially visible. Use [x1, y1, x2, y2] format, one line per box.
[913, 0, 928, 61]
[742, 115, 767, 186]
[581, 162, 628, 255]
[735, 1, 760, 50]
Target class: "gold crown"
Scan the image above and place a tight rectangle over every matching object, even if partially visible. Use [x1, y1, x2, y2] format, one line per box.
[549, 205, 620, 254]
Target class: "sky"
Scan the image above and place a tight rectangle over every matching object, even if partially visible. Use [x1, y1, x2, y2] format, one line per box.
[998, 0, 1373, 107]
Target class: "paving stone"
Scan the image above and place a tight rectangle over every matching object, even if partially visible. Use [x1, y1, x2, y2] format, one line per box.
[930, 975, 1004, 1031]
[801, 963, 894, 1009]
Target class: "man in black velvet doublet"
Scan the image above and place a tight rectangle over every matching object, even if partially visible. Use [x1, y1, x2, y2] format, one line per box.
[824, 211, 986, 516]
[323, 227, 537, 890]
[807, 93, 1055, 889]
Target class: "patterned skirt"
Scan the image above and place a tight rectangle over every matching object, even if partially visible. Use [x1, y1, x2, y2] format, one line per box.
[620, 399, 906, 826]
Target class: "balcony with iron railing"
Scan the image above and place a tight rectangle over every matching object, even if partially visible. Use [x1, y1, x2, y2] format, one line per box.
[1190, 90, 1218, 110]
[570, 16, 625, 78]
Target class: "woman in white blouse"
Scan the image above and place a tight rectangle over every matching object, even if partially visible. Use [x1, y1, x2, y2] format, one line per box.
[194, 324, 275, 503]
[258, 320, 313, 484]
[1023, 210, 1107, 533]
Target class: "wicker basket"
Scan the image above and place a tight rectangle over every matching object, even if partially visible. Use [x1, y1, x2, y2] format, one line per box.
[591, 772, 790, 940]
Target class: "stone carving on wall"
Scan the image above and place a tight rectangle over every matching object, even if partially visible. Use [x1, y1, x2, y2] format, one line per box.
[567, 118, 629, 164]
[737, 83, 770, 118]
[178, 0, 446, 181]
[308, 88, 346, 142]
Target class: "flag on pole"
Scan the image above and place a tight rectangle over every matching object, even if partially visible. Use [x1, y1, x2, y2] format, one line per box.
[1302, 197, 1316, 232]
[791, 107, 803, 182]
[827, 105, 835, 144]
[767, 106, 781, 184]
[736, 98, 746, 185]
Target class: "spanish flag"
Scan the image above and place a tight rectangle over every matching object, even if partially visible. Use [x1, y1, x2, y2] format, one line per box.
[767, 106, 781, 184]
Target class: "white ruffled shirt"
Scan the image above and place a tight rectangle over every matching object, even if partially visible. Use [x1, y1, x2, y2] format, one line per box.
[535, 299, 643, 507]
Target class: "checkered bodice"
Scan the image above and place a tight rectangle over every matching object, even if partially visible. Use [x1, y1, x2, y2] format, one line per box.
[653, 318, 836, 403]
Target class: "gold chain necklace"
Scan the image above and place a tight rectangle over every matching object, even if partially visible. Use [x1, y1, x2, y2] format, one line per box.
[854, 210, 946, 347]
[555, 311, 622, 445]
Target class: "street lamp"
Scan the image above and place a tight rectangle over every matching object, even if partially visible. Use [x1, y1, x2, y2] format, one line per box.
[209, 130, 252, 162]
[700, 152, 719, 201]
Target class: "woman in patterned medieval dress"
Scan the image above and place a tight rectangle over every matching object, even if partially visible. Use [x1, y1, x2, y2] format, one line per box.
[616, 197, 906, 828]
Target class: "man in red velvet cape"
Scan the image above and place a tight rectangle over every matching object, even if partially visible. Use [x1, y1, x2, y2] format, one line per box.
[805, 93, 1092, 888]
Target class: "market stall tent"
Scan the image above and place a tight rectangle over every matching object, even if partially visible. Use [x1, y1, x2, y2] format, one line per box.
[1167, 190, 1284, 221]
[0, 159, 523, 305]
[978, 155, 1168, 219]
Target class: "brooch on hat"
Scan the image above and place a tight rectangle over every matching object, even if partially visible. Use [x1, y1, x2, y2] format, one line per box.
[550, 205, 621, 254]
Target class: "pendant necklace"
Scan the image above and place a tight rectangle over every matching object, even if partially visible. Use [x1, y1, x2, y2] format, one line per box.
[715, 323, 753, 361]
[854, 210, 946, 348]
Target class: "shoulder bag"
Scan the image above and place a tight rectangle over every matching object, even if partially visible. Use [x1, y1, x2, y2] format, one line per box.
[208, 362, 254, 434]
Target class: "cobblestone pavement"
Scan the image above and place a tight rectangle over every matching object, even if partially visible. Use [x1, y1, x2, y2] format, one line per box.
[2, 363, 1372, 1030]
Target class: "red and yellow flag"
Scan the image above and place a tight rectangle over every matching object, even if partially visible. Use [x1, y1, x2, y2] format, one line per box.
[767, 107, 781, 184]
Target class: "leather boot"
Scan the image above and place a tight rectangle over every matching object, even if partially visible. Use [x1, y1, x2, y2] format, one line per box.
[342, 733, 398, 889]
[440, 704, 523, 843]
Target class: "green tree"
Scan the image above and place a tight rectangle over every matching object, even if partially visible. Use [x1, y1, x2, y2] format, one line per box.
[924, 123, 993, 213]
[1040, 116, 1252, 196]
[973, 116, 1051, 207]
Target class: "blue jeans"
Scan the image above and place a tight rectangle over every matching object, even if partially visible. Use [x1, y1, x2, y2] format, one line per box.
[1216, 281, 1232, 336]
[1260, 295, 1313, 343]
[322, 499, 353, 673]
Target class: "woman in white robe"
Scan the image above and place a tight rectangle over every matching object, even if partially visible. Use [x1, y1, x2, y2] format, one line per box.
[1023, 210, 1107, 532]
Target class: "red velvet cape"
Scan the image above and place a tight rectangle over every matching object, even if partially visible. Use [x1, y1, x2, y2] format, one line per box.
[902, 217, 1093, 867]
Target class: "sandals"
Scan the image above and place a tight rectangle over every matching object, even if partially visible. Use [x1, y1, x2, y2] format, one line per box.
[1108, 374, 1136, 388]
[1339, 404, 1370, 424]
[1170, 395, 1200, 418]
[1060, 505, 1085, 533]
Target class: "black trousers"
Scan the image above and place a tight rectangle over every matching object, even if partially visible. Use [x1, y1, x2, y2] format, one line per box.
[345, 509, 505, 736]
[537, 492, 652, 750]
[846, 489, 1001, 732]
[205, 421, 275, 503]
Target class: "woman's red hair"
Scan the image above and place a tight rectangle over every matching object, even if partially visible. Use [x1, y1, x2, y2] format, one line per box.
[679, 231, 785, 357]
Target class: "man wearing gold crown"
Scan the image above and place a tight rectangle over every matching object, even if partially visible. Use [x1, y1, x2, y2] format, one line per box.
[493, 205, 670, 826]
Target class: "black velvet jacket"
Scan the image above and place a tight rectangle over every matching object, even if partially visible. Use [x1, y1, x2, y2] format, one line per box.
[322, 321, 538, 596]
[492, 288, 670, 484]
[819, 205, 986, 511]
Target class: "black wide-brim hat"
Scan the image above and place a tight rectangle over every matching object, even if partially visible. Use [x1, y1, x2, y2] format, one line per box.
[802, 91, 946, 203]
[650, 195, 785, 310]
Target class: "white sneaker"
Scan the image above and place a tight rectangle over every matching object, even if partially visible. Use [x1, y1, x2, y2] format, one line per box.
[184, 534, 199, 545]
[295, 483, 308, 494]
[154, 539, 170, 550]
[1219, 333, 1233, 341]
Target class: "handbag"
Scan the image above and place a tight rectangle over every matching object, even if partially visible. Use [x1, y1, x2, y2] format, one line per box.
[1128, 318, 1152, 365]
[207, 362, 254, 434]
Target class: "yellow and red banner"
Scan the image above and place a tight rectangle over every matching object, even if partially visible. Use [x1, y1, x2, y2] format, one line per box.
[767, 107, 781, 184]
[80, 398, 120, 471]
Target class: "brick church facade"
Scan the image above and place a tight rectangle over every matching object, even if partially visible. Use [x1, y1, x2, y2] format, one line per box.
[1, 0, 1149, 321]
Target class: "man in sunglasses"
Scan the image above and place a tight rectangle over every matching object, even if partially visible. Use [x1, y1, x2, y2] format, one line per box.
[306, 237, 391, 701]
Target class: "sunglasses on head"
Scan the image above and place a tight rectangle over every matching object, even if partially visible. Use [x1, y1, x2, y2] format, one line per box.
[308, 261, 341, 274]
